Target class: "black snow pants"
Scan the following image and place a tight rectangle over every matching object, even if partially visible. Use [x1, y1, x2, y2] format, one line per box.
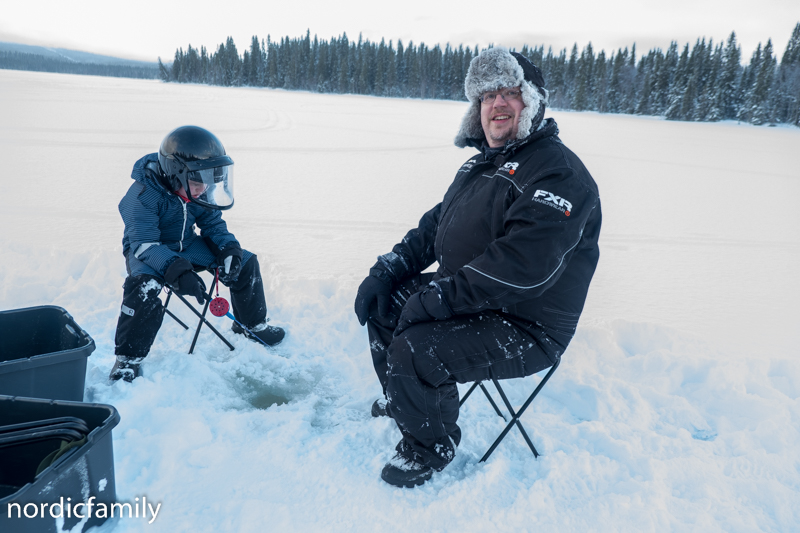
[367, 273, 556, 470]
[114, 255, 267, 359]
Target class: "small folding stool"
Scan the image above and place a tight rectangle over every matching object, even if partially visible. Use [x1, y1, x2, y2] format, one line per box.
[459, 355, 561, 462]
[163, 268, 235, 354]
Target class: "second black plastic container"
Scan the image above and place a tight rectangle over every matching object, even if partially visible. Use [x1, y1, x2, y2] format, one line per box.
[0, 395, 119, 533]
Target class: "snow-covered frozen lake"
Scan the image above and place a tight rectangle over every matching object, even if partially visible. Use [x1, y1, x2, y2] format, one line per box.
[1, 69, 799, 532]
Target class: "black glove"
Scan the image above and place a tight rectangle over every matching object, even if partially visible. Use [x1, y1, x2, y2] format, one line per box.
[217, 245, 243, 285]
[165, 258, 207, 305]
[354, 275, 394, 327]
[394, 283, 453, 336]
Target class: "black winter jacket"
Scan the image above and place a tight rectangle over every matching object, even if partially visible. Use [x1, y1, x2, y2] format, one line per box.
[374, 119, 601, 355]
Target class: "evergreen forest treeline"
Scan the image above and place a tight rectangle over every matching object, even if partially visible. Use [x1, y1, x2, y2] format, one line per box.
[0, 51, 159, 79]
[160, 24, 800, 127]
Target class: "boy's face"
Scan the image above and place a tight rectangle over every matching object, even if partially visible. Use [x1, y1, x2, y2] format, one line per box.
[188, 180, 208, 198]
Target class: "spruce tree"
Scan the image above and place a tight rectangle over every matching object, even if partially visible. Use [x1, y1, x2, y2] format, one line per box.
[395, 40, 406, 95]
[703, 42, 724, 121]
[635, 51, 656, 115]
[652, 43, 677, 114]
[715, 33, 742, 120]
[748, 39, 776, 124]
[607, 49, 625, 113]
[157, 57, 170, 81]
[337, 34, 350, 93]
[666, 44, 690, 120]
[776, 24, 800, 125]
[266, 37, 279, 88]
[573, 42, 594, 110]
[594, 50, 608, 112]
[565, 44, 579, 108]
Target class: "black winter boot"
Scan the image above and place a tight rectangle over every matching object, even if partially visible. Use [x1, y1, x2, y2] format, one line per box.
[381, 454, 434, 488]
[371, 398, 390, 418]
[232, 321, 285, 347]
[380, 436, 457, 488]
[109, 356, 144, 383]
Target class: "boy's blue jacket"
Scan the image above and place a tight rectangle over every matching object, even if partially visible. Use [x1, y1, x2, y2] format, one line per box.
[119, 153, 245, 278]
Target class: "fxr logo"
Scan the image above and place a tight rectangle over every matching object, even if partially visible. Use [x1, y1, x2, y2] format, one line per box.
[502, 162, 519, 175]
[533, 189, 572, 216]
[459, 159, 478, 173]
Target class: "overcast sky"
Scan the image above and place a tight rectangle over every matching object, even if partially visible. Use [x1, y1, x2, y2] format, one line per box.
[2, 0, 798, 64]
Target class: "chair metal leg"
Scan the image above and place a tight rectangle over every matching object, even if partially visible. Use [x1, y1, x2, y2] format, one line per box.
[163, 291, 189, 330]
[479, 382, 507, 421]
[163, 270, 236, 353]
[476, 356, 561, 463]
[188, 294, 212, 355]
[171, 292, 234, 353]
[165, 308, 189, 330]
[487, 376, 538, 459]
[189, 274, 234, 354]
[170, 273, 235, 354]
[459, 382, 480, 406]
[460, 381, 506, 420]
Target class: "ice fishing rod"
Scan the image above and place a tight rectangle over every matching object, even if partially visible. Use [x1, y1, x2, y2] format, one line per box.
[206, 268, 271, 348]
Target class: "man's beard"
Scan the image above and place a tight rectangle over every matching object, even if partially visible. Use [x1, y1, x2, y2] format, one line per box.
[489, 127, 515, 144]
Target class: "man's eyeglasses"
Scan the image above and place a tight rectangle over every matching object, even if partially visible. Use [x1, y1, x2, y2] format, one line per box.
[480, 89, 522, 104]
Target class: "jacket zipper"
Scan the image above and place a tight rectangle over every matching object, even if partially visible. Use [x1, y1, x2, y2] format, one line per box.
[179, 198, 187, 252]
[438, 161, 495, 272]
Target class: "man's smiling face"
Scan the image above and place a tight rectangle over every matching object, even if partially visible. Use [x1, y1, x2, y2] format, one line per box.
[479, 86, 525, 148]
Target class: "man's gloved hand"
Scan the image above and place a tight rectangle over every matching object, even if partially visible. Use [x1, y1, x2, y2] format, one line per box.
[394, 291, 431, 336]
[165, 258, 207, 305]
[354, 275, 395, 327]
[217, 245, 243, 285]
[394, 283, 454, 336]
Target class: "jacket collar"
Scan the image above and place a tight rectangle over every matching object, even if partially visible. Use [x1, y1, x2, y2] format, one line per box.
[480, 118, 559, 162]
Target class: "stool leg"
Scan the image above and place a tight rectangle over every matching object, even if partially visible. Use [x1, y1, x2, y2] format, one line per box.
[163, 290, 189, 330]
[490, 377, 539, 459]
[478, 359, 561, 462]
[481, 415, 535, 462]
[171, 291, 235, 353]
[162, 274, 237, 353]
[460, 381, 507, 420]
[480, 382, 508, 421]
[188, 292, 213, 355]
[459, 382, 480, 406]
[188, 273, 235, 354]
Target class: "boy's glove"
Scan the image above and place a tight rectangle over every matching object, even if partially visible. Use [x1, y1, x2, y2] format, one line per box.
[217, 245, 243, 285]
[165, 258, 207, 305]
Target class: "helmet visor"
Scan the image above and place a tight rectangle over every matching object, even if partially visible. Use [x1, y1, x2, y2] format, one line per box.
[187, 164, 234, 209]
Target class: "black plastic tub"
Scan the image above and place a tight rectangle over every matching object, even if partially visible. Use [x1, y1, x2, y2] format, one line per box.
[0, 306, 95, 401]
[0, 395, 119, 533]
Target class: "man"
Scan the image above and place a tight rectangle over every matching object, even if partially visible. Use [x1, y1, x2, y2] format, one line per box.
[112, 125, 285, 382]
[354, 47, 602, 487]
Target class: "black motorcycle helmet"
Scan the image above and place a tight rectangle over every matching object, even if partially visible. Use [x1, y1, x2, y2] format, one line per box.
[158, 126, 235, 210]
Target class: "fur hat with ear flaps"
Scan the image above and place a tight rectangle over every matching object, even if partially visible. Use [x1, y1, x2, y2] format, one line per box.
[454, 47, 548, 148]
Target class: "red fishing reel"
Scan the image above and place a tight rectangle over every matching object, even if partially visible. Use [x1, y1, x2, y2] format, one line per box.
[209, 268, 230, 317]
[209, 296, 229, 317]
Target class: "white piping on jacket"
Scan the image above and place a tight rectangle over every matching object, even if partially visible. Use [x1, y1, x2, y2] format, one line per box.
[483, 171, 524, 193]
[464, 228, 583, 290]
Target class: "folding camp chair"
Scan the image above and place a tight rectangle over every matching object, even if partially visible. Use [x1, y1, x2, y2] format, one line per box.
[163, 268, 235, 354]
[459, 355, 561, 462]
